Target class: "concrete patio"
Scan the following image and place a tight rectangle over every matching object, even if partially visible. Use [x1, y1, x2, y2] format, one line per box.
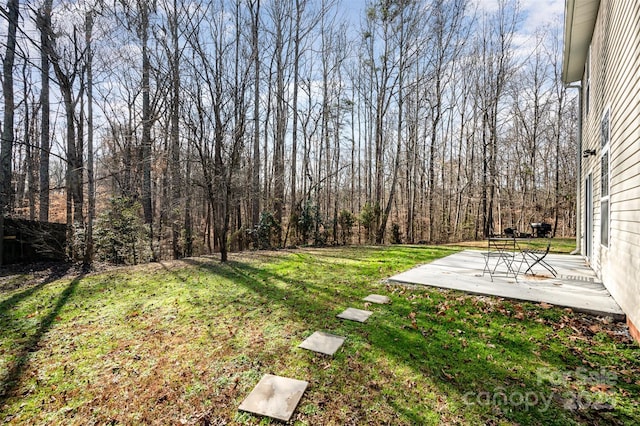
[388, 250, 625, 320]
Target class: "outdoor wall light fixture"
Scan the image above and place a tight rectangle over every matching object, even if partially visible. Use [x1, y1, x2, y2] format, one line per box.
[583, 149, 596, 158]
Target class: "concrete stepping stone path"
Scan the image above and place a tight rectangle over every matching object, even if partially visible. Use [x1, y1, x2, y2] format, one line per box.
[239, 294, 391, 419]
[238, 374, 308, 422]
[363, 294, 391, 304]
[298, 331, 346, 356]
[337, 307, 373, 323]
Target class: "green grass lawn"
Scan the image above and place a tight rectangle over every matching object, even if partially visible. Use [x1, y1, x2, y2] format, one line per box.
[0, 246, 638, 425]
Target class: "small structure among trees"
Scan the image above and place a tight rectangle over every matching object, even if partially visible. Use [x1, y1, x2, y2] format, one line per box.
[1, 217, 66, 264]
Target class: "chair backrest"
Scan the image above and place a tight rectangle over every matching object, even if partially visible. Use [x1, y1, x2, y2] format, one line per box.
[504, 228, 516, 238]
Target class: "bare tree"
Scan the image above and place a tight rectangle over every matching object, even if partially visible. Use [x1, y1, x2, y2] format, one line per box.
[161, 0, 184, 259]
[0, 0, 580, 265]
[45, 5, 87, 259]
[476, 0, 518, 237]
[249, 0, 261, 228]
[361, 1, 398, 243]
[37, 0, 52, 223]
[85, 9, 95, 265]
[425, 0, 468, 242]
[0, 0, 19, 265]
[139, 3, 153, 249]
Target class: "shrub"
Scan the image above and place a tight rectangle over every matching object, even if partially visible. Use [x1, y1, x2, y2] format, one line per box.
[94, 197, 150, 264]
[338, 209, 355, 245]
[297, 201, 316, 244]
[297, 200, 326, 246]
[359, 202, 379, 243]
[391, 222, 402, 244]
[247, 211, 280, 250]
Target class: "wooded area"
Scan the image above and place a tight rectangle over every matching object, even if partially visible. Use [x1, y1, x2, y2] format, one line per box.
[0, 0, 578, 264]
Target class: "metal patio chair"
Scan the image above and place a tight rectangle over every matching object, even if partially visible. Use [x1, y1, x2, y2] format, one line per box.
[521, 237, 557, 277]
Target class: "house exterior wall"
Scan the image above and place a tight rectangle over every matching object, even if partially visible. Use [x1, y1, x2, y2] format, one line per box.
[579, 0, 640, 334]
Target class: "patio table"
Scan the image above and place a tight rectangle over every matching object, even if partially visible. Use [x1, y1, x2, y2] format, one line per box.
[483, 236, 558, 281]
[483, 237, 526, 281]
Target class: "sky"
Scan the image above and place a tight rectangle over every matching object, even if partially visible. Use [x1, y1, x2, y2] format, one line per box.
[475, 0, 565, 48]
[1, 1, 565, 53]
[337, 0, 565, 55]
[337, 0, 564, 27]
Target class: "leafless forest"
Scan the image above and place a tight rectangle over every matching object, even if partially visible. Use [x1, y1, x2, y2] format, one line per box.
[0, 0, 578, 263]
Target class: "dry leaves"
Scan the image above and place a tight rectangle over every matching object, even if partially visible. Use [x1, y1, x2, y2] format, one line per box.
[408, 312, 418, 329]
[589, 383, 612, 393]
[441, 369, 454, 381]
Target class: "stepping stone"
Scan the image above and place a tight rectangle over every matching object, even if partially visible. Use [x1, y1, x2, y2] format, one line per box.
[298, 331, 346, 355]
[337, 307, 372, 323]
[238, 374, 308, 422]
[363, 294, 391, 304]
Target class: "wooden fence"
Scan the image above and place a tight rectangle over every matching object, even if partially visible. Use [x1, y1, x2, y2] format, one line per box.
[2, 218, 67, 264]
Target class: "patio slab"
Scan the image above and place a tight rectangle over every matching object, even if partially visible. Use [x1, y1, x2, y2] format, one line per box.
[298, 331, 345, 355]
[388, 250, 625, 320]
[363, 294, 391, 304]
[337, 307, 373, 323]
[238, 374, 308, 421]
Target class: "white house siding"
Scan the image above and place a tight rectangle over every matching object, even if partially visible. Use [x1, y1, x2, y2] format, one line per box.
[580, 0, 640, 331]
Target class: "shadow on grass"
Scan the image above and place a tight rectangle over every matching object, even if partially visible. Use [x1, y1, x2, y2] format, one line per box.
[181, 258, 335, 322]
[0, 263, 73, 313]
[178, 256, 600, 424]
[0, 272, 84, 407]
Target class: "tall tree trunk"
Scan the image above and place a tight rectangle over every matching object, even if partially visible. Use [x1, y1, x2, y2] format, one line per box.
[38, 1, 52, 223]
[320, 11, 330, 241]
[46, 8, 87, 260]
[85, 11, 95, 266]
[53, 72, 81, 258]
[184, 136, 193, 257]
[213, 97, 226, 261]
[290, 0, 301, 231]
[251, 0, 261, 228]
[169, 0, 181, 259]
[272, 0, 288, 247]
[22, 61, 37, 220]
[428, 80, 442, 243]
[1, 0, 19, 265]
[140, 4, 154, 259]
[376, 6, 405, 244]
[1, 0, 18, 211]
